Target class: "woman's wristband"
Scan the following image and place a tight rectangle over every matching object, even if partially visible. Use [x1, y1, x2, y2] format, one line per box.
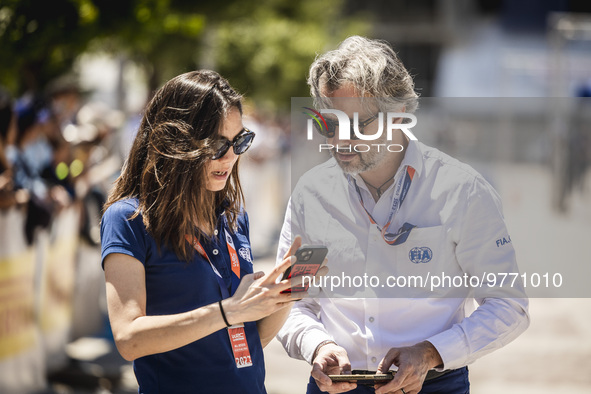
[218, 300, 231, 327]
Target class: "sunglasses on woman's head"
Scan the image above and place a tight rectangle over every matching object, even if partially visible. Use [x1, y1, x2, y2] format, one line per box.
[211, 128, 255, 160]
[314, 113, 379, 140]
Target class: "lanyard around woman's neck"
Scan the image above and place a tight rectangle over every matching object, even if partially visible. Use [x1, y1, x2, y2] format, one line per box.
[185, 228, 241, 299]
[185, 227, 254, 369]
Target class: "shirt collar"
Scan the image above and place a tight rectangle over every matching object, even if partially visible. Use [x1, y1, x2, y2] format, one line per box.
[347, 139, 423, 190]
[400, 139, 423, 177]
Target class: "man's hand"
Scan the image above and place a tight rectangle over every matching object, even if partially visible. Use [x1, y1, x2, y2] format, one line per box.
[311, 342, 357, 393]
[374, 341, 443, 394]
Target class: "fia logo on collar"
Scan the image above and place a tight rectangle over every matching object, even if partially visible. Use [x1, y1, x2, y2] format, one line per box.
[409, 247, 432, 264]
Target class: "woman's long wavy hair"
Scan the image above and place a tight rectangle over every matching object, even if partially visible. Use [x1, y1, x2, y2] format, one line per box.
[104, 70, 244, 261]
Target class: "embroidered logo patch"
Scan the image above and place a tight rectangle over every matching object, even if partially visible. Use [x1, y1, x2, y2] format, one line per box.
[238, 247, 253, 263]
[409, 247, 432, 264]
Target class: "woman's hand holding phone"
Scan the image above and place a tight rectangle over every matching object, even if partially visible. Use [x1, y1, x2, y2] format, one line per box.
[281, 244, 328, 293]
[223, 236, 327, 324]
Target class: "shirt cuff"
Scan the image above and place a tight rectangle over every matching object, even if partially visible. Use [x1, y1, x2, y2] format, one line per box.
[426, 326, 469, 371]
[301, 329, 335, 364]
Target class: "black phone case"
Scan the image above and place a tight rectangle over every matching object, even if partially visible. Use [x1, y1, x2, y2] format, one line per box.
[281, 245, 328, 293]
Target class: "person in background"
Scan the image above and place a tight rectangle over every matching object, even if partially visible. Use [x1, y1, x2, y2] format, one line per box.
[0, 88, 28, 209]
[8, 95, 71, 242]
[100, 70, 307, 393]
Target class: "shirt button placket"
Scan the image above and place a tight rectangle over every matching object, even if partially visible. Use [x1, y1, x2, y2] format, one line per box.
[368, 316, 376, 366]
[366, 299, 379, 369]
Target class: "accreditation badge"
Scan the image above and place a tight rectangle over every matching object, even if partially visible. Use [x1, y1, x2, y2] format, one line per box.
[227, 324, 253, 368]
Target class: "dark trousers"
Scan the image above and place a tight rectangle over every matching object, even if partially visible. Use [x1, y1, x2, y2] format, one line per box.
[306, 367, 469, 394]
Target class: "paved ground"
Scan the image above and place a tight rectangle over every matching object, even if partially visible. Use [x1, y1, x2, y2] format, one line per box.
[45, 299, 591, 394]
[262, 299, 591, 394]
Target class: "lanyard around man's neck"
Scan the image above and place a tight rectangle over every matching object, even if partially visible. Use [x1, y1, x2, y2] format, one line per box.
[349, 165, 416, 245]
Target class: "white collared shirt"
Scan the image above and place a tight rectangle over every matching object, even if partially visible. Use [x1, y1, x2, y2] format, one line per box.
[276, 140, 529, 371]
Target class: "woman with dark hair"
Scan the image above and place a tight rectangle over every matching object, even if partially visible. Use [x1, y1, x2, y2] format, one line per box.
[100, 70, 302, 393]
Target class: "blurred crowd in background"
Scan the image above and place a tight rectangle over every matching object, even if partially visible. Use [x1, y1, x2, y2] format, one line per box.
[0, 77, 119, 246]
[0, 75, 128, 393]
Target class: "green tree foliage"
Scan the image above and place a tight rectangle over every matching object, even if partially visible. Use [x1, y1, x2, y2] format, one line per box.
[0, 0, 207, 94]
[212, 0, 367, 111]
[0, 0, 366, 109]
[0, 0, 97, 92]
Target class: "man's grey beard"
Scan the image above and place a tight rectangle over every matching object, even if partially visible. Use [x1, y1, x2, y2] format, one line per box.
[329, 146, 386, 175]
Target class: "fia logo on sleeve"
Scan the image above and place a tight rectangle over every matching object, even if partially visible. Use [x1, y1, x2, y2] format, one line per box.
[496, 236, 512, 247]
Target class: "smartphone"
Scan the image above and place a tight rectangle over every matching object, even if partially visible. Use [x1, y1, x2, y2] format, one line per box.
[281, 245, 328, 293]
[329, 371, 395, 385]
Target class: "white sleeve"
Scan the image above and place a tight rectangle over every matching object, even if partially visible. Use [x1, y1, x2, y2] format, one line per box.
[275, 198, 293, 268]
[427, 176, 530, 370]
[275, 197, 334, 363]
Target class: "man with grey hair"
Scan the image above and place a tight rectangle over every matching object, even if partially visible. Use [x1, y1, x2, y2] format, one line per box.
[275, 36, 529, 394]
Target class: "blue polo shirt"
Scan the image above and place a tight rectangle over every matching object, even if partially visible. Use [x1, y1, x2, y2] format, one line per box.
[100, 198, 266, 394]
